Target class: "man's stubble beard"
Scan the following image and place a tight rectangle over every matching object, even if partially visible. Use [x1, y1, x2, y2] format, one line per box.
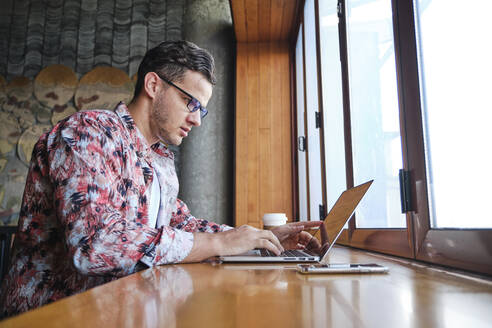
[151, 93, 177, 146]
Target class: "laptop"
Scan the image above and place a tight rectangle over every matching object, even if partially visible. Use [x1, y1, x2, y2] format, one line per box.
[219, 180, 373, 263]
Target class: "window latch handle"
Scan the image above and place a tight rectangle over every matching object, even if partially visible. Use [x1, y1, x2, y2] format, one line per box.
[298, 136, 306, 152]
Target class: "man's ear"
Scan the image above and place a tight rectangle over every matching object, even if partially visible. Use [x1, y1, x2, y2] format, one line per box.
[143, 72, 161, 100]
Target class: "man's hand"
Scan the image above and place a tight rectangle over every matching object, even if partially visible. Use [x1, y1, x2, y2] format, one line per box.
[216, 225, 285, 256]
[270, 221, 323, 251]
[182, 225, 284, 263]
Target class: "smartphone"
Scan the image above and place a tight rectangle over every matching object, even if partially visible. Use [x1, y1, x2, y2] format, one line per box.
[297, 263, 389, 274]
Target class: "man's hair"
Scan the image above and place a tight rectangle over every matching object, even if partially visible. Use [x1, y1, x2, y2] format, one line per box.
[133, 40, 216, 98]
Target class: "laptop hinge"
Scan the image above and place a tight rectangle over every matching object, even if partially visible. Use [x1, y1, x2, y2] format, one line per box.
[319, 204, 326, 221]
[399, 169, 413, 213]
[315, 111, 321, 129]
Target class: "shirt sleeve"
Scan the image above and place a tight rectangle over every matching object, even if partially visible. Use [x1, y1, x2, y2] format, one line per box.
[49, 116, 194, 276]
[170, 198, 233, 233]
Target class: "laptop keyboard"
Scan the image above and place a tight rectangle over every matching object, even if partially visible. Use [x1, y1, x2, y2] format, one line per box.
[260, 249, 311, 257]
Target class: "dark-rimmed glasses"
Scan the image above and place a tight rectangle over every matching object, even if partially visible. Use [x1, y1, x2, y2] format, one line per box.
[157, 74, 208, 118]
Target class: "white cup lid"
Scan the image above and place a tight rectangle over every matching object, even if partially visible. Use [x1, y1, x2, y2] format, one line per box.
[262, 213, 287, 225]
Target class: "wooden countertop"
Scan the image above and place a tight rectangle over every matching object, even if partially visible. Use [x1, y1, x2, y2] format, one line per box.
[1, 246, 491, 327]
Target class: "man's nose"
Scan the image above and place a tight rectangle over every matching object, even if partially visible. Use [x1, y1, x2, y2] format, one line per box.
[188, 110, 201, 127]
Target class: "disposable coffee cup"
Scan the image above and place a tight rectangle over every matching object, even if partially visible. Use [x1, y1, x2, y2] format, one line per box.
[262, 213, 287, 230]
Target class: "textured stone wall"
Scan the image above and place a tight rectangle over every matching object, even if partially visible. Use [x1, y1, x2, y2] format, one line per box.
[0, 0, 185, 79]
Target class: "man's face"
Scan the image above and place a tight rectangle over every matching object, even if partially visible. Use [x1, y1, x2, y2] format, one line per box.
[150, 70, 213, 146]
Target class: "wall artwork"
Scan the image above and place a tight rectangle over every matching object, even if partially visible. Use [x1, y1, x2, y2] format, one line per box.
[0, 65, 135, 226]
[0, 0, 187, 226]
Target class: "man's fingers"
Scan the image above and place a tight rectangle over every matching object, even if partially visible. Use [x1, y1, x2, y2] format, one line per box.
[296, 231, 320, 249]
[296, 243, 305, 250]
[308, 236, 321, 249]
[299, 221, 323, 228]
[260, 239, 283, 256]
[285, 221, 322, 228]
[260, 230, 284, 253]
[298, 231, 314, 242]
[285, 221, 307, 227]
[273, 225, 304, 242]
[287, 225, 304, 235]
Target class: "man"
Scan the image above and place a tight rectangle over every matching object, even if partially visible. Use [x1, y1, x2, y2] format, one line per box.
[0, 41, 320, 317]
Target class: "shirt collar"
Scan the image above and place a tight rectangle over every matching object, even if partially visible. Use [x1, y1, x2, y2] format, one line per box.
[114, 102, 174, 160]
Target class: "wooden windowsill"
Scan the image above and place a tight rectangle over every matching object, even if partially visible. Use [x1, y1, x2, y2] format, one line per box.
[2, 246, 491, 327]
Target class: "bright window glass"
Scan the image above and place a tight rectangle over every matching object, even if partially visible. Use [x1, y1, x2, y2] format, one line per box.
[296, 26, 309, 222]
[415, 0, 492, 228]
[346, 0, 406, 228]
[304, 0, 323, 221]
[319, 0, 347, 212]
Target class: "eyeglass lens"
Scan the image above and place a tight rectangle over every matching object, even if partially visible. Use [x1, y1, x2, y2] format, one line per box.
[188, 98, 207, 118]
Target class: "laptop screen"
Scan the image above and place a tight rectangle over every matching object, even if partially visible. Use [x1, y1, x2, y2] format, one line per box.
[311, 180, 373, 261]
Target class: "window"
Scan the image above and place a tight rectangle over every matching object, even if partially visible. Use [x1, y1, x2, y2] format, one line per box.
[345, 0, 405, 228]
[293, 0, 492, 275]
[318, 0, 347, 212]
[415, 0, 492, 229]
[304, 0, 324, 222]
[295, 25, 309, 221]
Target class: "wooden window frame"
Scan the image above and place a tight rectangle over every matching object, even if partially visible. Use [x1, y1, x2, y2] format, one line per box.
[334, 0, 414, 259]
[392, 0, 492, 275]
[292, 19, 311, 221]
[290, 0, 492, 276]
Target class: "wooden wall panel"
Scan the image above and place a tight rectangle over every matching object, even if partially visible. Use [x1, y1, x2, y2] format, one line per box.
[258, 43, 273, 226]
[258, 0, 271, 42]
[235, 42, 293, 227]
[235, 43, 249, 227]
[245, 0, 259, 43]
[230, 0, 300, 42]
[280, 0, 297, 39]
[246, 43, 259, 226]
[270, 0, 284, 41]
[280, 43, 292, 216]
[231, 0, 247, 41]
[272, 42, 292, 216]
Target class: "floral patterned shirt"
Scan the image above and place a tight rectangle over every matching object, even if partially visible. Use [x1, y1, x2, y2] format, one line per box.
[0, 102, 230, 318]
